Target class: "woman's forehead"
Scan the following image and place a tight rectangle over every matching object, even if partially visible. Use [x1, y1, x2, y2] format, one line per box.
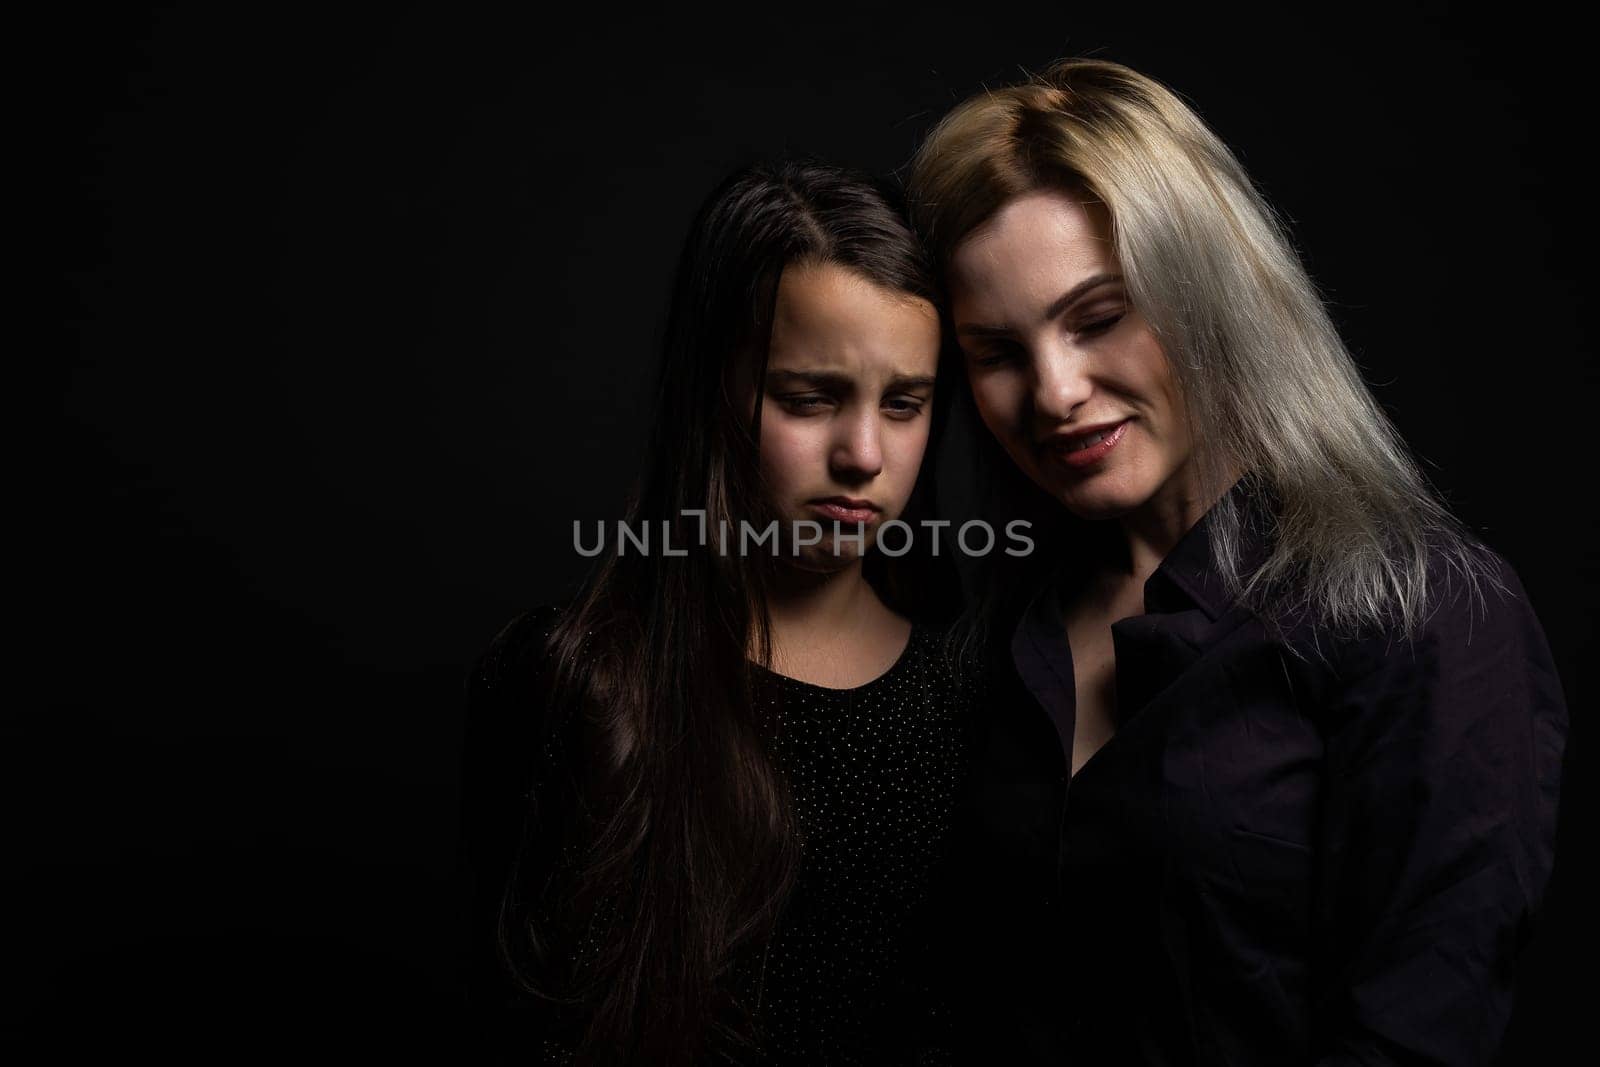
[947, 193, 1122, 328]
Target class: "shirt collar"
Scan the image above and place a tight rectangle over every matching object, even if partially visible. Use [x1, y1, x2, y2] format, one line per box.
[1145, 478, 1274, 622]
[1017, 476, 1273, 631]
[1003, 478, 1275, 761]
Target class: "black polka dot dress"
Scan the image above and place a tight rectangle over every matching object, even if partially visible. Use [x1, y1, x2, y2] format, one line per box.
[738, 623, 977, 1064]
[462, 610, 979, 1066]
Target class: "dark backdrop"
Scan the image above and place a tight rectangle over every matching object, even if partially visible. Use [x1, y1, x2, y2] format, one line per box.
[38, 2, 1591, 1059]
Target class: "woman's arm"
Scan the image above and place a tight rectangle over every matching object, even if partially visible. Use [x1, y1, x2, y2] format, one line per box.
[1308, 556, 1567, 1065]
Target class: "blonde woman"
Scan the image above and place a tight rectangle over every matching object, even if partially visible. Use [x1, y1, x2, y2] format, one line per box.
[907, 59, 1566, 1064]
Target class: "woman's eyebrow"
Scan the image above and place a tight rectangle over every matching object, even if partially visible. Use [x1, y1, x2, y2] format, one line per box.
[956, 272, 1124, 337]
[885, 374, 936, 391]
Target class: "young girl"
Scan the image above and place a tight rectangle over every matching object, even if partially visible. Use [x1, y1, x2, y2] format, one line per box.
[907, 58, 1566, 1064]
[460, 160, 978, 1065]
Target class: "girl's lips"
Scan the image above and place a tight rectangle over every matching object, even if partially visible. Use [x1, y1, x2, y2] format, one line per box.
[1045, 419, 1130, 469]
[809, 501, 880, 524]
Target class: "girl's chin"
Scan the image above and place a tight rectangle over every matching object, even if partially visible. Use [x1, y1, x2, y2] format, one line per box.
[785, 549, 868, 575]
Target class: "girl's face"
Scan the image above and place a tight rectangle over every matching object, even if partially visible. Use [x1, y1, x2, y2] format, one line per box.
[758, 261, 940, 572]
[947, 188, 1197, 525]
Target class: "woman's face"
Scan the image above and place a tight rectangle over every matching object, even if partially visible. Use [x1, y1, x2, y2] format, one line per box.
[758, 260, 940, 572]
[947, 187, 1196, 525]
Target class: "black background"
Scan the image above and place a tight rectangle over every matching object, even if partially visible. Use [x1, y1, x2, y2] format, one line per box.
[38, 2, 1591, 1059]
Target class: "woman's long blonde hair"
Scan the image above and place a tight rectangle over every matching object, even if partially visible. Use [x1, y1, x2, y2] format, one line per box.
[908, 57, 1496, 641]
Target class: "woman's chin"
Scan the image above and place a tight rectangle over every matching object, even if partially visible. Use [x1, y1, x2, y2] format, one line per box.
[1052, 481, 1146, 523]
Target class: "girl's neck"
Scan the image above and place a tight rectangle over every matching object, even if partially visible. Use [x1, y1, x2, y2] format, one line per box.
[767, 558, 878, 640]
[759, 558, 909, 687]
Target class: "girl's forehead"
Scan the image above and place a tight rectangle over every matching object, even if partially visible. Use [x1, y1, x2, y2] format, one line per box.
[767, 263, 940, 378]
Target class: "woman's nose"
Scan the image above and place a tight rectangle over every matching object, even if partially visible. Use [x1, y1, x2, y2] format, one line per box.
[1030, 343, 1093, 423]
[830, 408, 884, 481]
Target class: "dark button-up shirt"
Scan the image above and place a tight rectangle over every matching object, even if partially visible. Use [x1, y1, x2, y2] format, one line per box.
[944, 486, 1567, 1065]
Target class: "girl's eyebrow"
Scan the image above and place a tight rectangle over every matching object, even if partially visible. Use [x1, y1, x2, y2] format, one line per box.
[766, 369, 851, 389]
[766, 369, 935, 391]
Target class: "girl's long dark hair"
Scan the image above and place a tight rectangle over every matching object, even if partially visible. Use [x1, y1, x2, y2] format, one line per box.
[499, 159, 952, 1063]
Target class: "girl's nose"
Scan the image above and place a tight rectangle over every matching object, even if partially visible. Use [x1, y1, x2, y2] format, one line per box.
[831, 408, 884, 481]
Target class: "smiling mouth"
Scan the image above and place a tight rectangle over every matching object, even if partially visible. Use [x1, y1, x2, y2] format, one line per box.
[1059, 427, 1116, 449]
[1041, 419, 1131, 468]
[1044, 419, 1126, 448]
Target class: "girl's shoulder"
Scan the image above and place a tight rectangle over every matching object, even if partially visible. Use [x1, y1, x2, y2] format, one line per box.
[469, 604, 566, 696]
[906, 617, 992, 707]
[462, 604, 574, 787]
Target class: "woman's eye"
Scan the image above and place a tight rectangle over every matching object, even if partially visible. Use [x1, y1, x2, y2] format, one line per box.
[1077, 313, 1124, 337]
[971, 345, 1020, 368]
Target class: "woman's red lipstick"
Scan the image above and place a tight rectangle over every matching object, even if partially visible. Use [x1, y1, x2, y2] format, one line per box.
[1042, 419, 1130, 469]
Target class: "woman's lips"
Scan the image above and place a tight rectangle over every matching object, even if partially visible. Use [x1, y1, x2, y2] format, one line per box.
[809, 500, 880, 524]
[1044, 419, 1130, 468]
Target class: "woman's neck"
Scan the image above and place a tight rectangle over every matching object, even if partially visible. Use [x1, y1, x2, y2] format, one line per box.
[1111, 461, 1242, 586]
[1116, 493, 1207, 584]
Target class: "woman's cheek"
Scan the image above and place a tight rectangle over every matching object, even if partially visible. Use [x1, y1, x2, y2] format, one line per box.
[980, 377, 1026, 442]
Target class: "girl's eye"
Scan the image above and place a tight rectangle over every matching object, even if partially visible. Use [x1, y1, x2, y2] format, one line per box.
[779, 393, 832, 413]
[883, 396, 926, 419]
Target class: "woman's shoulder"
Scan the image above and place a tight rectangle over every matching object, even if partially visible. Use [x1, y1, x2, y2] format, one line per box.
[1292, 540, 1564, 727]
[1350, 541, 1543, 664]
